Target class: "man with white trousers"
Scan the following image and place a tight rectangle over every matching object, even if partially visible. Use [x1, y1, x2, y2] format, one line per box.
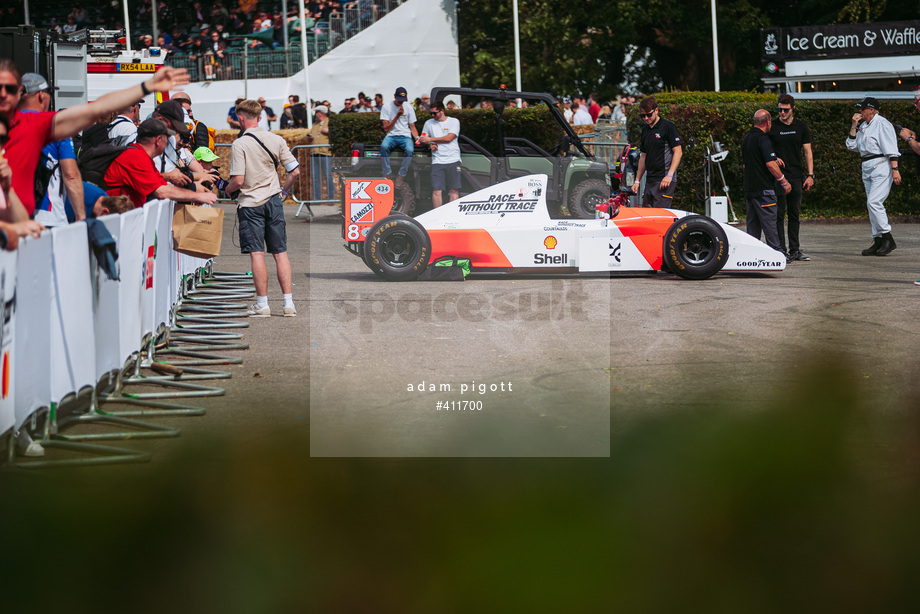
[846, 97, 900, 256]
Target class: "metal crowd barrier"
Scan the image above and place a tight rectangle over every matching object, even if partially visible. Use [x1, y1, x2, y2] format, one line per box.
[212, 143, 341, 218]
[0, 200, 252, 469]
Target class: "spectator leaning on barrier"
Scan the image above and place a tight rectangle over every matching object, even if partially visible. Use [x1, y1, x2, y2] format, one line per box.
[305, 104, 333, 202]
[226, 99, 300, 318]
[770, 94, 815, 261]
[103, 118, 218, 209]
[19, 73, 86, 227]
[0, 114, 41, 251]
[0, 59, 191, 220]
[379, 86, 418, 186]
[742, 109, 790, 254]
[632, 96, 682, 207]
[846, 97, 900, 257]
[419, 100, 461, 208]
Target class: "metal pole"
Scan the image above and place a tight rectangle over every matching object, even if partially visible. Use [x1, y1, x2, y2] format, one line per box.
[243, 44, 248, 99]
[299, 0, 312, 128]
[512, 0, 522, 103]
[24, 1, 30, 25]
[711, 0, 720, 91]
[282, 0, 290, 75]
[124, 0, 133, 52]
[152, 0, 159, 46]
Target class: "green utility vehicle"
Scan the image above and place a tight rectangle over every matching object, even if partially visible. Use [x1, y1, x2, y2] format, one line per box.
[336, 87, 612, 218]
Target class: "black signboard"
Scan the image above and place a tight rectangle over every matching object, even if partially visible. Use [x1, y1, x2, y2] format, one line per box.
[761, 21, 920, 62]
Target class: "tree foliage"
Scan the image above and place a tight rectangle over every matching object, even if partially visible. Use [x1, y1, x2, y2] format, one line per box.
[456, 0, 920, 96]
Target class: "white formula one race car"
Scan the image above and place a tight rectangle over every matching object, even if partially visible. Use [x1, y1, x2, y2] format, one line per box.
[342, 174, 786, 281]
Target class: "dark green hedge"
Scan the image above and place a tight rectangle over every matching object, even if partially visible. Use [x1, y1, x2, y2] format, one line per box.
[628, 93, 920, 217]
[328, 105, 564, 158]
[329, 95, 920, 217]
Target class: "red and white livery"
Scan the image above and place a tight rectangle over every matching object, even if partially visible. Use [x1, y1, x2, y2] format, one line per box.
[343, 174, 786, 281]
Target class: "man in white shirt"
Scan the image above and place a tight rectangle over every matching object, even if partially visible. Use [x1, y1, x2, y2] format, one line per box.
[379, 86, 419, 185]
[108, 102, 140, 146]
[572, 95, 593, 125]
[419, 100, 461, 207]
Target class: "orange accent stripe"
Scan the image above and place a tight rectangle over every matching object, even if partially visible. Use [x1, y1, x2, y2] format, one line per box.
[428, 229, 513, 267]
[613, 209, 679, 269]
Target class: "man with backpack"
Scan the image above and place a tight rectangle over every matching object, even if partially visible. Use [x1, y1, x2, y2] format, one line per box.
[107, 102, 140, 146]
[19, 73, 85, 226]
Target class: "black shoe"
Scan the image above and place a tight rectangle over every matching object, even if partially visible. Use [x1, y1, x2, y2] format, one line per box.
[862, 237, 883, 256]
[791, 250, 811, 261]
[876, 232, 897, 256]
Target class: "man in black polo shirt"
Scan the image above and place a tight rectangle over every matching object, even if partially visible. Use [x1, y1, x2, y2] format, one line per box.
[631, 96, 682, 207]
[769, 94, 815, 261]
[742, 109, 790, 254]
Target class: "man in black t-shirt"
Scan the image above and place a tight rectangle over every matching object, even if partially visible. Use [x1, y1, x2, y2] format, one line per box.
[769, 94, 815, 261]
[742, 109, 791, 254]
[631, 96, 682, 207]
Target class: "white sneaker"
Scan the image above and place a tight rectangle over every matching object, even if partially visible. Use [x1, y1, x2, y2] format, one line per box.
[16, 430, 45, 457]
[247, 303, 271, 317]
[283, 305, 297, 317]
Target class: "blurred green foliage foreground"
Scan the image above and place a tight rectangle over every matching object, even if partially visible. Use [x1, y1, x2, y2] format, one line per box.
[2, 358, 920, 613]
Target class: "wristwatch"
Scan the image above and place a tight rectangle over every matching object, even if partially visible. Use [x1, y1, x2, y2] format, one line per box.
[908, 137, 914, 142]
[807, 174, 815, 178]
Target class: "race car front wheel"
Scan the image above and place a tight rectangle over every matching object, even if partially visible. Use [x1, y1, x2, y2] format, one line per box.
[663, 215, 728, 280]
[363, 215, 431, 281]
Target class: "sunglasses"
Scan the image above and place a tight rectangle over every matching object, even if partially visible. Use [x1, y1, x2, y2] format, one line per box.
[638, 112, 655, 118]
[777, 107, 793, 113]
[0, 84, 20, 95]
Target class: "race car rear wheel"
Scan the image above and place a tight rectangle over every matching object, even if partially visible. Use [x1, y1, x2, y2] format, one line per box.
[663, 215, 728, 280]
[363, 215, 431, 281]
[568, 179, 610, 219]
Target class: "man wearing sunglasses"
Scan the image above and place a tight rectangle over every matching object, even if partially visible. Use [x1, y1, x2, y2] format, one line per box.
[0, 59, 189, 220]
[769, 94, 814, 261]
[631, 96, 682, 207]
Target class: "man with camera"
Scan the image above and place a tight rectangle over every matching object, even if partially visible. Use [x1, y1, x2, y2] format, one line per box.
[226, 99, 300, 318]
[103, 118, 217, 209]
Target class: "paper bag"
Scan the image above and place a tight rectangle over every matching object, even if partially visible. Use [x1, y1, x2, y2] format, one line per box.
[172, 203, 224, 259]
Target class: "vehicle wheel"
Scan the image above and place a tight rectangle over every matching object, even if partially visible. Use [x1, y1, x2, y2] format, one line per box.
[663, 215, 728, 280]
[568, 179, 610, 219]
[392, 184, 416, 216]
[363, 215, 431, 281]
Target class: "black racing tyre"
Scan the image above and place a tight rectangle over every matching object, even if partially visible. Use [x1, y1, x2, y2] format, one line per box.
[568, 178, 610, 219]
[392, 184, 416, 216]
[663, 215, 728, 280]
[363, 215, 431, 281]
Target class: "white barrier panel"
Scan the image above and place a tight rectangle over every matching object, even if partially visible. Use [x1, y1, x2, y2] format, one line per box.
[14, 236, 51, 429]
[117, 208, 146, 360]
[50, 223, 96, 403]
[94, 213, 125, 380]
[141, 200, 162, 337]
[0, 248, 17, 435]
[155, 200, 174, 328]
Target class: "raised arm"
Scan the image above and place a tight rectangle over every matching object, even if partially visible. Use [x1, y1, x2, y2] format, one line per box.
[51, 67, 190, 141]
